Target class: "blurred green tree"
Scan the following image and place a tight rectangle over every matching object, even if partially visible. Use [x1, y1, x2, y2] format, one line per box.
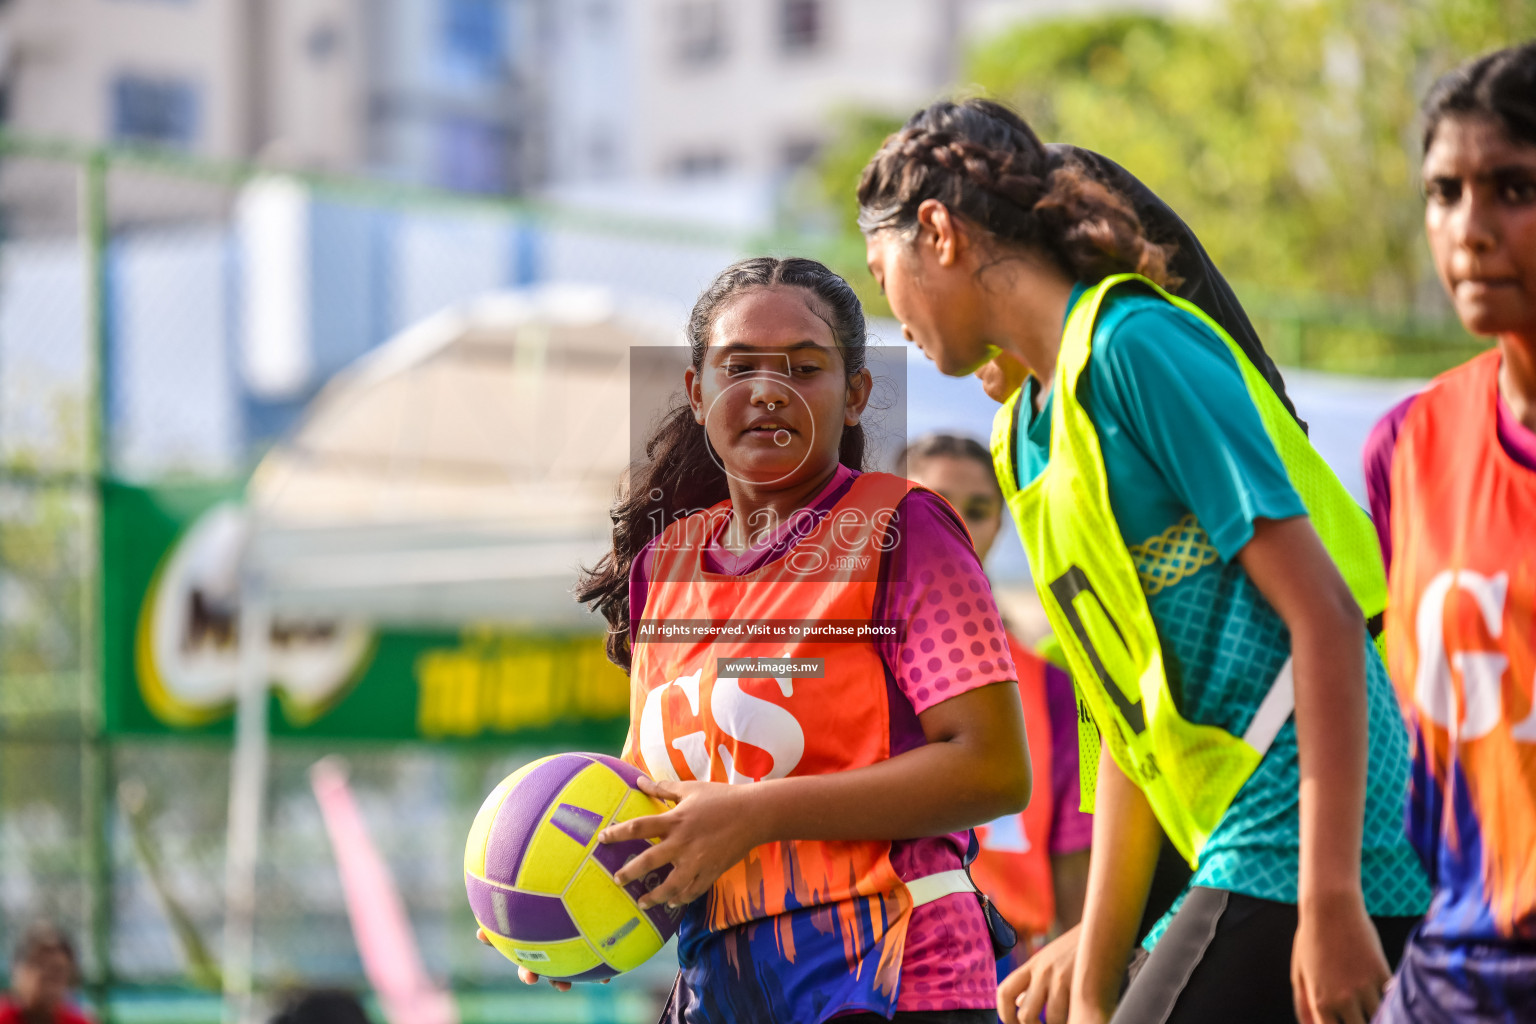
[813, 0, 1535, 332]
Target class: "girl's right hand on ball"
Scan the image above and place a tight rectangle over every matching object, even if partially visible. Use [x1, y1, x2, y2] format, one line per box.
[602, 775, 761, 910]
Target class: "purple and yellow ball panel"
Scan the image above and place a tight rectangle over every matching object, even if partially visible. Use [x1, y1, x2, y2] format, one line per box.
[513, 760, 631, 893]
[588, 836, 651, 877]
[590, 837, 678, 939]
[464, 874, 578, 942]
[567, 858, 666, 972]
[565, 963, 622, 983]
[602, 787, 675, 929]
[588, 753, 645, 790]
[465, 752, 682, 980]
[611, 787, 667, 826]
[482, 931, 603, 978]
[463, 761, 538, 876]
[485, 754, 596, 887]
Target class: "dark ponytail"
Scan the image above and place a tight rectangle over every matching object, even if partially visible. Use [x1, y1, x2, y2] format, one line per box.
[1421, 40, 1536, 155]
[576, 256, 870, 671]
[857, 98, 1181, 290]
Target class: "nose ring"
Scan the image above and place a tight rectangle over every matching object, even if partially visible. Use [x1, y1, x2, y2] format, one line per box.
[767, 402, 776, 411]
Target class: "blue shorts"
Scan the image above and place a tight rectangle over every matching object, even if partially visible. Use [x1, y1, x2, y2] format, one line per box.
[1374, 930, 1536, 1024]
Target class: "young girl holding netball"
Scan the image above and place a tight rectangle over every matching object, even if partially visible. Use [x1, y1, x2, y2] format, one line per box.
[1363, 42, 1536, 1023]
[570, 257, 1033, 1023]
[859, 99, 1428, 1024]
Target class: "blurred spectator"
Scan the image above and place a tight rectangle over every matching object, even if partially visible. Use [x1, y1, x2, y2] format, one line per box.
[902, 433, 1093, 947]
[0, 923, 92, 1024]
[269, 990, 371, 1024]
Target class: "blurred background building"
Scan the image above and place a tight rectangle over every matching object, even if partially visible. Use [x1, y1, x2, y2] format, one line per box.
[0, 0, 1216, 220]
[0, 0, 1233, 484]
[538, 0, 1214, 229]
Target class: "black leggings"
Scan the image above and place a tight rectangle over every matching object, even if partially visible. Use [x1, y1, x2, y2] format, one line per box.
[1112, 887, 1419, 1024]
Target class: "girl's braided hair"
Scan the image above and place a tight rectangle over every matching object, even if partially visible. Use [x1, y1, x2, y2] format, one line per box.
[858, 98, 1180, 289]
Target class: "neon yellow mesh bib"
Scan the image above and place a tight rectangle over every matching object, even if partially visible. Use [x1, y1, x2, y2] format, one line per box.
[989, 274, 1386, 866]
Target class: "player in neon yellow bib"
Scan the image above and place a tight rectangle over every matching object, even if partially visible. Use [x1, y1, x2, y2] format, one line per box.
[858, 99, 1427, 1024]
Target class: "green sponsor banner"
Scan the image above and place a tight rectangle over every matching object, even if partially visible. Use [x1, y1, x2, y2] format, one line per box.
[102, 480, 628, 745]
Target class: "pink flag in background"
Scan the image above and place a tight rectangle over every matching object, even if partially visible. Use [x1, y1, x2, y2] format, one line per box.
[311, 757, 459, 1024]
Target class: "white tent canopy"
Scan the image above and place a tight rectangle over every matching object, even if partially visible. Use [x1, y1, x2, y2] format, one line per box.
[242, 286, 684, 629]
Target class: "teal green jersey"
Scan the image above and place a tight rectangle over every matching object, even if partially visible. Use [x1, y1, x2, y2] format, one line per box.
[1016, 282, 1428, 946]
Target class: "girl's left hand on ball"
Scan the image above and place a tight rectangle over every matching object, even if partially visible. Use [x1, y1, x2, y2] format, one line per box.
[474, 928, 607, 989]
[599, 776, 763, 911]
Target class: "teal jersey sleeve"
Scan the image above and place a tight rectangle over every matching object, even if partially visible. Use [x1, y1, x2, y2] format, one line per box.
[1079, 293, 1308, 561]
[1030, 285, 1429, 934]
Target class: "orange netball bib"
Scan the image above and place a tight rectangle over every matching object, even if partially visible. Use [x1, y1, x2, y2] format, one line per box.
[1388, 350, 1536, 938]
[625, 471, 918, 1014]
